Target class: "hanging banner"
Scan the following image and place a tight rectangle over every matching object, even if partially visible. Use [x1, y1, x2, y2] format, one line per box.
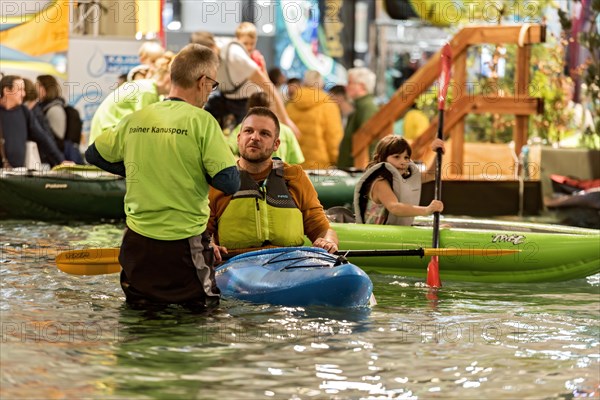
[274, 0, 347, 85]
[67, 37, 142, 142]
[0, 0, 69, 56]
[135, 0, 162, 42]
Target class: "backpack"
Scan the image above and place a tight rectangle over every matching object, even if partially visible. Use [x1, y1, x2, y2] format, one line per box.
[63, 105, 83, 144]
[42, 101, 83, 144]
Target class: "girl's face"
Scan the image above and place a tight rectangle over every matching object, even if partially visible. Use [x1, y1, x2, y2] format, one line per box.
[385, 150, 411, 175]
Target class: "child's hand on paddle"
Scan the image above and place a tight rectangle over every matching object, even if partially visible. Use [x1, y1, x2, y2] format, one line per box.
[431, 138, 445, 153]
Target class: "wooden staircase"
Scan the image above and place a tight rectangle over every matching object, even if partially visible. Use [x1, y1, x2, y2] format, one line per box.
[352, 24, 546, 171]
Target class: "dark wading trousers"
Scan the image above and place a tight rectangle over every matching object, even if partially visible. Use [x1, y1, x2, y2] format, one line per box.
[119, 228, 220, 310]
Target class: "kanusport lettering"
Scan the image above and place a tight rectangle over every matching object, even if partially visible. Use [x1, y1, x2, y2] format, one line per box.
[129, 126, 188, 135]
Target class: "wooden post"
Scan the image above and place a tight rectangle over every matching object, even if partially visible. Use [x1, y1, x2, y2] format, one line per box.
[515, 44, 531, 157]
[450, 49, 467, 178]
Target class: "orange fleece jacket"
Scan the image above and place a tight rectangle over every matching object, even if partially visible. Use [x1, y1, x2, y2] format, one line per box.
[208, 162, 330, 245]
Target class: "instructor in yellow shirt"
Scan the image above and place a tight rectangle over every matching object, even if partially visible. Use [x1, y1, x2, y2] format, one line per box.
[85, 44, 240, 310]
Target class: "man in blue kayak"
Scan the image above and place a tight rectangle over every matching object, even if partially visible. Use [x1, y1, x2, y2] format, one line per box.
[208, 106, 338, 256]
[85, 44, 240, 310]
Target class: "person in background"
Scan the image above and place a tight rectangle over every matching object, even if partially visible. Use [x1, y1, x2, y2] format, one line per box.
[36, 75, 67, 148]
[354, 135, 444, 226]
[22, 78, 39, 110]
[227, 92, 304, 165]
[85, 44, 240, 310]
[136, 41, 166, 78]
[22, 78, 59, 165]
[0, 75, 64, 168]
[235, 22, 267, 74]
[328, 85, 354, 128]
[337, 67, 379, 169]
[126, 65, 150, 82]
[285, 70, 343, 170]
[117, 73, 128, 86]
[208, 106, 338, 255]
[196, 30, 299, 137]
[268, 67, 287, 96]
[88, 52, 174, 144]
[284, 77, 301, 104]
[401, 103, 429, 141]
[37, 75, 84, 163]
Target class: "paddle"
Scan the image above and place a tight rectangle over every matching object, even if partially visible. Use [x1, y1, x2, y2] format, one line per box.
[55, 247, 519, 275]
[427, 43, 452, 288]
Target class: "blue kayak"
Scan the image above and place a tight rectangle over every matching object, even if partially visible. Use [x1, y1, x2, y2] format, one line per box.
[215, 247, 373, 307]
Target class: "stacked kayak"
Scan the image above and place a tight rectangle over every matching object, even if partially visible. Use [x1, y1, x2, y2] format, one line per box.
[0, 168, 126, 220]
[0, 167, 359, 220]
[216, 247, 373, 307]
[328, 217, 600, 283]
[305, 169, 361, 208]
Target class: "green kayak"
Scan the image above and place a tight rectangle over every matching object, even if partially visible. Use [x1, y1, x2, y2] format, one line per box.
[0, 167, 359, 220]
[322, 218, 600, 283]
[0, 168, 126, 221]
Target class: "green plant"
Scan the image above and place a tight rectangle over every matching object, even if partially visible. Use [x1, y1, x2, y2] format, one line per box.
[528, 31, 573, 144]
[557, 0, 600, 149]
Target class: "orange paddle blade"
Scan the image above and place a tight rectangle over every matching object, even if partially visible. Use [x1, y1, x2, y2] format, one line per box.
[426, 256, 442, 288]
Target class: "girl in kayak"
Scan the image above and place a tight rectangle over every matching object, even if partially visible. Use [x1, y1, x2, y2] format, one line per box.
[354, 136, 445, 226]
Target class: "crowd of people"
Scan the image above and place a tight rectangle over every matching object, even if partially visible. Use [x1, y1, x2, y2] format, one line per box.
[1, 24, 442, 311]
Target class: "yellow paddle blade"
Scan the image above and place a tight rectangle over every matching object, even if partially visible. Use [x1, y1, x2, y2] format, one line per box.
[55, 248, 121, 275]
[423, 248, 520, 257]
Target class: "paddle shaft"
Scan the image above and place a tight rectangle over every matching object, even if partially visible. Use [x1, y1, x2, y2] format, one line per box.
[432, 43, 451, 250]
[432, 109, 444, 249]
[224, 247, 519, 260]
[427, 43, 452, 288]
[55, 247, 520, 275]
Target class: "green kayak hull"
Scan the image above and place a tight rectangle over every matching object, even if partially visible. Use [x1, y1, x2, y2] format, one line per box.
[323, 220, 599, 283]
[0, 169, 125, 221]
[0, 168, 359, 220]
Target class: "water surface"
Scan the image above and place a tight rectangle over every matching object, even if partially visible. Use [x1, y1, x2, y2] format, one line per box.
[1, 221, 598, 399]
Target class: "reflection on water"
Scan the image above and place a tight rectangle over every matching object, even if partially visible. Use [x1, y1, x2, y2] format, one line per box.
[1, 221, 599, 399]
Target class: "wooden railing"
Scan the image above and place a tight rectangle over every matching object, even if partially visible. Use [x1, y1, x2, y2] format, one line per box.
[352, 24, 546, 169]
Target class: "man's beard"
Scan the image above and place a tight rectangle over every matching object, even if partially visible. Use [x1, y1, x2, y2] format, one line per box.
[240, 145, 274, 163]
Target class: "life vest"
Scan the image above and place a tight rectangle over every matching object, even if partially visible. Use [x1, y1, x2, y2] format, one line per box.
[218, 160, 305, 249]
[353, 161, 421, 226]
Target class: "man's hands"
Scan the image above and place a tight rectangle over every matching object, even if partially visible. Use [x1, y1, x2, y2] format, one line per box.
[313, 237, 338, 254]
[212, 245, 228, 264]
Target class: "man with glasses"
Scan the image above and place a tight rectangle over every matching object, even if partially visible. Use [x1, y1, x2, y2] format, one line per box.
[85, 44, 240, 311]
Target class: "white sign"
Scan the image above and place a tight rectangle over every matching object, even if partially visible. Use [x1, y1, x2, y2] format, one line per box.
[67, 37, 142, 142]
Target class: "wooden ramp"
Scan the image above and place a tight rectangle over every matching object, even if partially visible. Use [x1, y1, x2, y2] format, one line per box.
[352, 24, 546, 171]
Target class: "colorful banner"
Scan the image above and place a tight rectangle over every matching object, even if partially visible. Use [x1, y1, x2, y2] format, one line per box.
[274, 0, 347, 85]
[0, 0, 69, 56]
[135, 0, 163, 42]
